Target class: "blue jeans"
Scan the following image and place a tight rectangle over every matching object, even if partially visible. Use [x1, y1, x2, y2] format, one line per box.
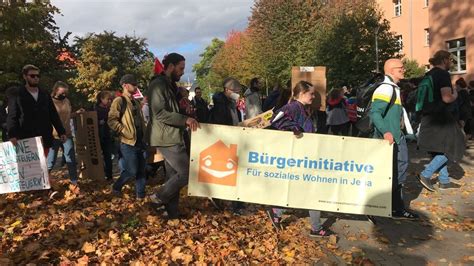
[421, 154, 450, 184]
[113, 143, 146, 198]
[47, 137, 78, 182]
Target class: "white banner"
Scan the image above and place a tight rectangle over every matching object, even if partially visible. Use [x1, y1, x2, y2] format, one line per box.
[188, 124, 393, 217]
[0, 137, 50, 194]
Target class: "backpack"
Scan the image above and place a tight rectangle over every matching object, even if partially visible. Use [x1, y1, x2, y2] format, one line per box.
[415, 75, 434, 112]
[355, 77, 397, 136]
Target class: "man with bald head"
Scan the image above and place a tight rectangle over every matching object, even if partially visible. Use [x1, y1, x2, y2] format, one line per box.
[370, 58, 418, 220]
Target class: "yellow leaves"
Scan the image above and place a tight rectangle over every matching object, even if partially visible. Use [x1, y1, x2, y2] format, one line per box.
[82, 242, 96, 253]
[13, 235, 24, 242]
[122, 232, 132, 244]
[185, 238, 194, 246]
[10, 220, 21, 227]
[6, 220, 22, 235]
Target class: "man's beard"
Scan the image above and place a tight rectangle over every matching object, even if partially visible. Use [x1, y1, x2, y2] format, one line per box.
[171, 72, 181, 82]
[27, 80, 39, 87]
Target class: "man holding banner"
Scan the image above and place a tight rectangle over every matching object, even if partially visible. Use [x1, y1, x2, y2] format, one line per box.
[369, 58, 418, 220]
[147, 53, 199, 219]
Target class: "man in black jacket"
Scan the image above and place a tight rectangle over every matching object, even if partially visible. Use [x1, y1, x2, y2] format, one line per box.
[191, 87, 209, 123]
[208, 78, 242, 126]
[7, 65, 66, 153]
[208, 78, 244, 214]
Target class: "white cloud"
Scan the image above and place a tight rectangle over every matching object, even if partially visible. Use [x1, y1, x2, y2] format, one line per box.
[51, 0, 254, 81]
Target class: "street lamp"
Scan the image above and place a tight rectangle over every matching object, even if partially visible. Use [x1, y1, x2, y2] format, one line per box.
[375, 26, 380, 73]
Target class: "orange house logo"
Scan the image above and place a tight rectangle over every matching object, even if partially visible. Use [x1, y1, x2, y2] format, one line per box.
[198, 140, 238, 186]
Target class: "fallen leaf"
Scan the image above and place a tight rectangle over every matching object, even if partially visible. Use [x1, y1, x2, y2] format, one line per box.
[82, 242, 96, 253]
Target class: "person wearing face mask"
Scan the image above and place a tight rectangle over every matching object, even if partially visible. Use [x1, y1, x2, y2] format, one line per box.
[208, 78, 243, 126]
[47, 81, 85, 185]
[207, 78, 246, 214]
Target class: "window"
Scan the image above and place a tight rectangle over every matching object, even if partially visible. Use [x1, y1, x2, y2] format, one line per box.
[396, 35, 403, 53]
[446, 38, 466, 73]
[424, 0, 429, 7]
[394, 0, 402, 16]
[424, 28, 430, 46]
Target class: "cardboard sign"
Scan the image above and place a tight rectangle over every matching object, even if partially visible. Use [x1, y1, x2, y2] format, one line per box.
[189, 124, 393, 217]
[291, 66, 327, 111]
[238, 109, 274, 129]
[0, 137, 50, 194]
[75, 111, 104, 179]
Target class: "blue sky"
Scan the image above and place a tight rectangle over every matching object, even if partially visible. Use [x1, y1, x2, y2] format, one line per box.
[51, 0, 253, 82]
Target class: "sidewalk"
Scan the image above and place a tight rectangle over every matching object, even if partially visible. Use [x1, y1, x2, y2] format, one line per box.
[321, 140, 474, 265]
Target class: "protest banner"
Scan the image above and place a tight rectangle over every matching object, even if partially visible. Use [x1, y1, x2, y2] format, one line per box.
[188, 124, 393, 217]
[291, 66, 327, 111]
[0, 137, 50, 194]
[75, 111, 104, 178]
[238, 109, 274, 129]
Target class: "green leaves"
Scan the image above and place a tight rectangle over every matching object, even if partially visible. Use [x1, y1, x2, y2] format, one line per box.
[69, 32, 154, 102]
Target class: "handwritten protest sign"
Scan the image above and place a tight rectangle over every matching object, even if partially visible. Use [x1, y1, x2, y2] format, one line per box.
[0, 137, 50, 194]
[189, 124, 393, 217]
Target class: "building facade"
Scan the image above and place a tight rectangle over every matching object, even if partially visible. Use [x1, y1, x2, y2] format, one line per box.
[377, 0, 474, 81]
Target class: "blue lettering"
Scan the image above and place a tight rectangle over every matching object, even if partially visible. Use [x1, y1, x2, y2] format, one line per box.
[248, 152, 259, 163]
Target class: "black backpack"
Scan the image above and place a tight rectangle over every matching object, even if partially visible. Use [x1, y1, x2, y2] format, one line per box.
[355, 74, 397, 136]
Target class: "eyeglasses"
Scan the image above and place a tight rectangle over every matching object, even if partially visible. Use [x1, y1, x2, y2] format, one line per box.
[28, 74, 40, 79]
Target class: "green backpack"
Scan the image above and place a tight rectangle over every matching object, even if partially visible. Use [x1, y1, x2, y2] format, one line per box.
[415, 75, 434, 112]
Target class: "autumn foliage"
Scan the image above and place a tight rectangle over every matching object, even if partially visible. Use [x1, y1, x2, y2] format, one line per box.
[195, 0, 402, 94]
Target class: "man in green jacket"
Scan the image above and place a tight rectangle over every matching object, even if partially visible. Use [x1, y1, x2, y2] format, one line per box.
[147, 53, 199, 218]
[370, 58, 418, 220]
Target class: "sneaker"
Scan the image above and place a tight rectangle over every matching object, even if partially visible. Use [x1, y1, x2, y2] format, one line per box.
[392, 209, 419, 220]
[309, 228, 335, 238]
[416, 174, 435, 192]
[266, 209, 282, 231]
[366, 215, 377, 225]
[148, 194, 164, 208]
[438, 182, 461, 190]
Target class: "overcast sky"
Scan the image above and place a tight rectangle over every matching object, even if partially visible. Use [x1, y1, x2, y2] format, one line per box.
[51, 0, 254, 82]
